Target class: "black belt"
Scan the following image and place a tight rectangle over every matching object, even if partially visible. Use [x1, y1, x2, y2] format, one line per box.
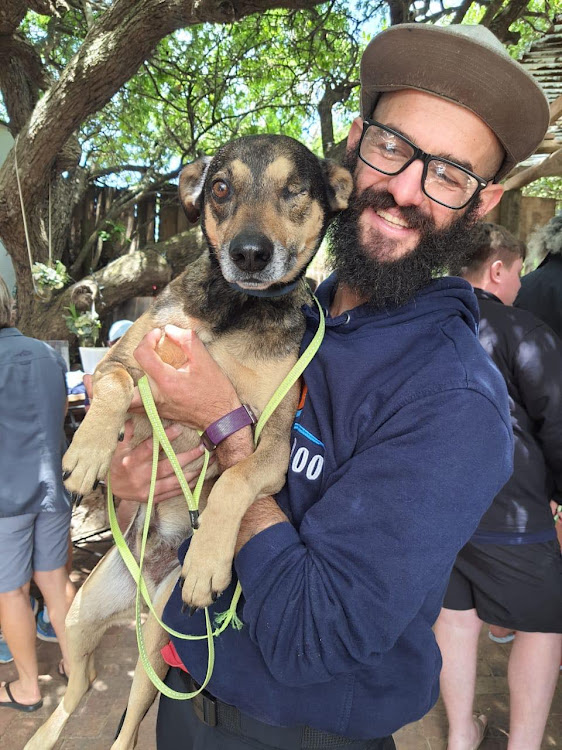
[178, 671, 386, 749]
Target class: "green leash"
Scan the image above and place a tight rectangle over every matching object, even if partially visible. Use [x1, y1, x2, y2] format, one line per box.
[108, 295, 325, 699]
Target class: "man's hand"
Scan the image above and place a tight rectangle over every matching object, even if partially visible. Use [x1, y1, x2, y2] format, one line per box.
[235, 496, 289, 555]
[109, 419, 213, 504]
[131, 325, 241, 431]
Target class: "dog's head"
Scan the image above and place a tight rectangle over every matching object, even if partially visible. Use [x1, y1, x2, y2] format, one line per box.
[179, 135, 353, 292]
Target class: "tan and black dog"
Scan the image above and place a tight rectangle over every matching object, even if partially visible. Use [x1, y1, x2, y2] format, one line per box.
[25, 135, 352, 750]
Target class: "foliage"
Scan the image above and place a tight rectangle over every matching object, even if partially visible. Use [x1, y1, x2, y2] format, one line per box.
[31, 260, 71, 291]
[523, 176, 562, 207]
[64, 304, 102, 346]
[79, 2, 376, 178]
[98, 221, 129, 244]
[435, 0, 559, 53]
[0, 0, 560, 341]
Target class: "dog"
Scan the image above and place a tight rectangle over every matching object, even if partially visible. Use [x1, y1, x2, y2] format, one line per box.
[24, 134, 352, 750]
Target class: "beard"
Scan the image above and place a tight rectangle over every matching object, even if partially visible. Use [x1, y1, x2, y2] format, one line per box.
[327, 151, 482, 310]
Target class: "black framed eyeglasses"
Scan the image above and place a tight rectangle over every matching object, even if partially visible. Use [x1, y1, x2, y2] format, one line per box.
[358, 119, 491, 210]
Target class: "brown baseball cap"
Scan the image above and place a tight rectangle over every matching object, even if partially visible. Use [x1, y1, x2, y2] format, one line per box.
[360, 24, 550, 181]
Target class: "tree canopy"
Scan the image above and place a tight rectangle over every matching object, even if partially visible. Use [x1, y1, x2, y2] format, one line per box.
[0, 0, 559, 342]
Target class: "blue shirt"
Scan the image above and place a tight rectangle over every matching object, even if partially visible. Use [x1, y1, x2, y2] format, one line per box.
[0, 328, 70, 516]
[163, 276, 513, 738]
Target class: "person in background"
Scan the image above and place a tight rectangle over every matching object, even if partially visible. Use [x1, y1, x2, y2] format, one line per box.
[0, 274, 76, 710]
[515, 212, 562, 338]
[437, 223, 562, 750]
[108, 319, 133, 347]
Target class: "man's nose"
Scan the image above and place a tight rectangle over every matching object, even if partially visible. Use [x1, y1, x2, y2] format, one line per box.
[386, 159, 425, 207]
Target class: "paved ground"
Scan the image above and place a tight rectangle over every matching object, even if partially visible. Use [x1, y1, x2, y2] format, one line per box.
[1, 530, 560, 750]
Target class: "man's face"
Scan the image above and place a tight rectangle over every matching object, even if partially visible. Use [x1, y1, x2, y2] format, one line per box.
[497, 257, 523, 306]
[351, 90, 504, 259]
[328, 90, 504, 309]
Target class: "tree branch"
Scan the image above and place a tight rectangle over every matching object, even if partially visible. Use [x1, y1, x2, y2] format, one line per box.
[503, 148, 562, 192]
[90, 164, 152, 179]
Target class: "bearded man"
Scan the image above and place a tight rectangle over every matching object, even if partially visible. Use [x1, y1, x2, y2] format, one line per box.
[108, 24, 549, 750]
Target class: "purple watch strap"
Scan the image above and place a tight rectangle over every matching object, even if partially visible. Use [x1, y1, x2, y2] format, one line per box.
[202, 404, 257, 451]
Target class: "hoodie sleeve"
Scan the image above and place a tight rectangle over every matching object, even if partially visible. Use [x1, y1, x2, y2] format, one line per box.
[513, 323, 562, 502]
[235, 387, 513, 687]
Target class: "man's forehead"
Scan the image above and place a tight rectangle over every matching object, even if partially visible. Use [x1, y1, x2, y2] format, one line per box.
[372, 89, 503, 177]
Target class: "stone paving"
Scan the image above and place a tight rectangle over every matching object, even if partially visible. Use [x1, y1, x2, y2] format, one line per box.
[1, 532, 560, 750]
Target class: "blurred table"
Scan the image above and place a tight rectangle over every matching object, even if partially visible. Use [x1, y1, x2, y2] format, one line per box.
[65, 393, 87, 438]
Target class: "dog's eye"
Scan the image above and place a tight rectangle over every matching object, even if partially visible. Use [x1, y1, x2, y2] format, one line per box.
[283, 187, 308, 200]
[212, 180, 230, 200]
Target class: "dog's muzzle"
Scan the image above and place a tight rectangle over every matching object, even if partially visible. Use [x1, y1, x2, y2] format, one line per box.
[229, 232, 274, 273]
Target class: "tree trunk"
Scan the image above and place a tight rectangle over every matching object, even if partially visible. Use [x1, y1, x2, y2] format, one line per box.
[16, 230, 205, 340]
[0, 0, 322, 341]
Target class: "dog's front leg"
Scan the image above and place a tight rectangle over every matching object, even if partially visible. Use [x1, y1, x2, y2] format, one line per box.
[63, 360, 136, 496]
[181, 389, 299, 608]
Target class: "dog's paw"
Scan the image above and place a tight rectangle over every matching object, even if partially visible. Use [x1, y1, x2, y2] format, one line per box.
[180, 528, 233, 609]
[62, 428, 117, 496]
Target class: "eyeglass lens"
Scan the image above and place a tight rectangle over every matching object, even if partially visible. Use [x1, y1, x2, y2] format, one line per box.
[359, 123, 480, 209]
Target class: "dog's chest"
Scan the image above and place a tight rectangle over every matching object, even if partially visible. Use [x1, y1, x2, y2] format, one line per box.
[207, 332, 299, 413]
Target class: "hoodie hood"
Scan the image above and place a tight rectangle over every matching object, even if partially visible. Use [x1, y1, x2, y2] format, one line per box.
[314, 273, 479, 335]
[527, 212, 562, 266]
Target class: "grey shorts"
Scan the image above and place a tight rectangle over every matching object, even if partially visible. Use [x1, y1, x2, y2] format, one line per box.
[0, 509, 72, 593]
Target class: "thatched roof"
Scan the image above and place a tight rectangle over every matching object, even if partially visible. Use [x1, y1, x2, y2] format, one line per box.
[519, 15, 562, 153]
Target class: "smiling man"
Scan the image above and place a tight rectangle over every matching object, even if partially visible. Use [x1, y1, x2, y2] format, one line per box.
[108, 23, 549, 750]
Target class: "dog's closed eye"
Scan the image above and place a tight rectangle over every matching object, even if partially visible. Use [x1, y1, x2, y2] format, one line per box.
[282, 186, 309, 200]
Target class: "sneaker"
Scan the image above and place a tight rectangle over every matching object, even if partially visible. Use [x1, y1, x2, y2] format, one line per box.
[0, 633, 13, 664]
[30, 595, 39, 617]
[488, 629, 515, 644]
[36, 610, 58, 643]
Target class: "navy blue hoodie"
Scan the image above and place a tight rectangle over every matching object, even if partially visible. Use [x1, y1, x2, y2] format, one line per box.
[163, 275, 513, 739]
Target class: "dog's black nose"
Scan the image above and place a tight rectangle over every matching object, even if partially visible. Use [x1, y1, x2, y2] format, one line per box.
[229, 233, 274, 272]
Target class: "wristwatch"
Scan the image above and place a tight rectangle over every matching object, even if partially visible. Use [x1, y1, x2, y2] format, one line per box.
[201, 404, 257, 451]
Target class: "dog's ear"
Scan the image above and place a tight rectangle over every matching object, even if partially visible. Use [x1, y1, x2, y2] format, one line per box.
[178, 156, 212, 223]
[321, 160, 354, 214]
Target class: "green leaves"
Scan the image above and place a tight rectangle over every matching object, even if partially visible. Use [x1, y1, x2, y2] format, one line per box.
[64, 304, 102, 346]
[76, 3, 371, 178]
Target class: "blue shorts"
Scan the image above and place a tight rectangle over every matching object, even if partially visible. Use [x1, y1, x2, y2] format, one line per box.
[0, 510, 72, 593]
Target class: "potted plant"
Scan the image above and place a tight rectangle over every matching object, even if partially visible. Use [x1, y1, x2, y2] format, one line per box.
[31, 260, 71, 302]
[64, 303, 102, 348]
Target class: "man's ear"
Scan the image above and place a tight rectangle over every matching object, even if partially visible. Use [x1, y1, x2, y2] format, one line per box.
[475, 183, 504, 219]
[321, 160, 354, 213]
[346, 116, 364, 154]
[489, 258, 503, 284]
[178, 156, 212, 223]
